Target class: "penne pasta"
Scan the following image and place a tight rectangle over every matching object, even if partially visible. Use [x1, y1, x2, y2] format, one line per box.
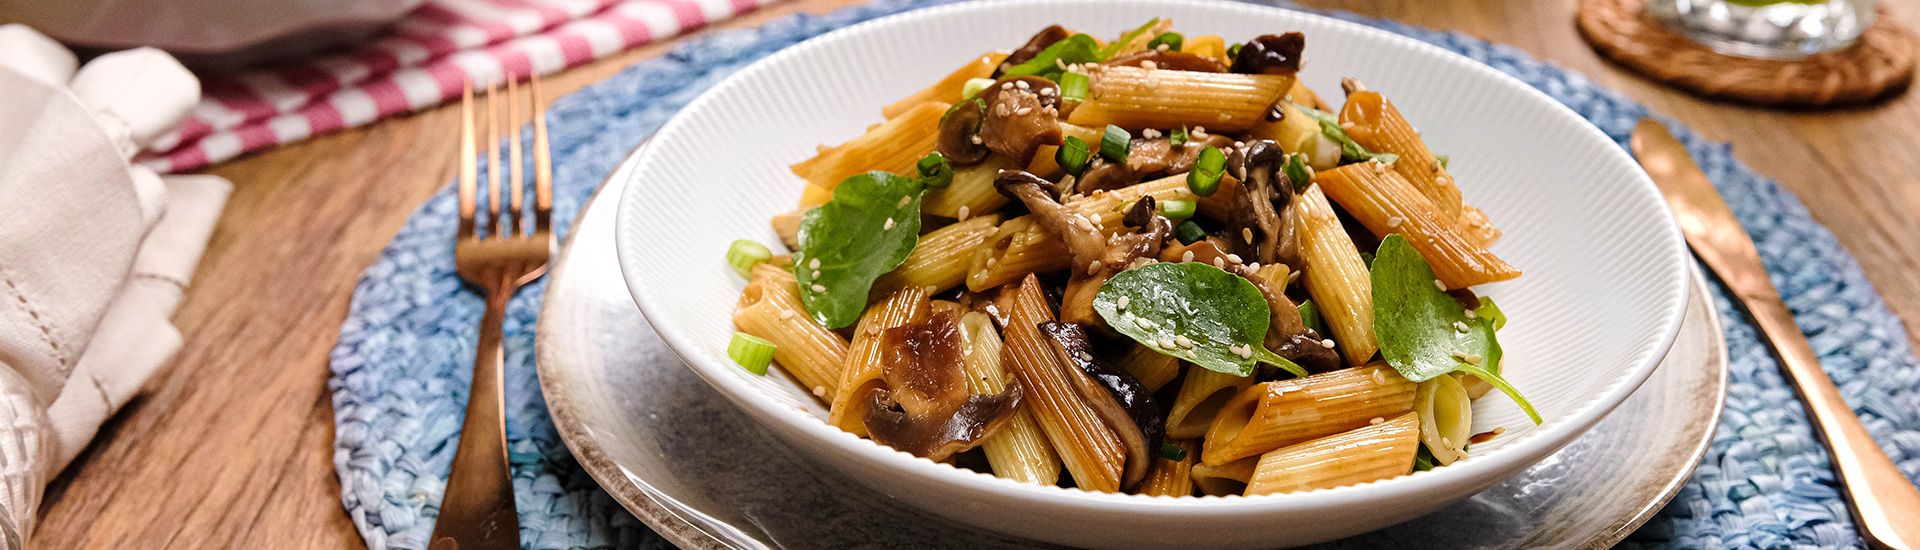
[1001, 275, 1127, 492]
[958, 311, 1063, 485]
[968, 173, 1201, 291]
[1415, 374, 1473, 466]
[1116, 344, 1183, 393]
[1338, 90, 1501, 246]
[1246, 101, 1324, 166]
[924, 156, 1016, 219]
[733, 267, 850, 398]
[1201, 364, 1417, 466]
[873, 213, 1004, 296]
[1137, 439, 1199, 497]
[1185, 34, 1227, 63]
[1313, 161, 1520, 289]
[1165, 367, 1254, 439]
[1189, 456, 1258, 496]
[796, 101, 949, 207]
[1298, 185, 1378, 366]
[1244, 412, 1421, 496]
[882, 52, 1008, 119]
[770, 208, 804, 250]
[826, 286, 933, 436]
[1067, 66, 1292, 132]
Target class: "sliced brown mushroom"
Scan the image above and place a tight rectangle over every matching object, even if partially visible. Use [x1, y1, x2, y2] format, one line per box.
[1230, 33, 1306, 75]
[1075, 132, 1234, 194]
[864, 310, 1024, 462]
[937, 99, 990, 166]
[995, 170, 1105, 265]
[997, 25, 1069, 74]
[996, 171, 1174, 327]
[978, 77, 1063, 166]
[1226, 140, 1301, 269]
[1037, 321, 1164, 489]
[1102, 50, 1227, 73]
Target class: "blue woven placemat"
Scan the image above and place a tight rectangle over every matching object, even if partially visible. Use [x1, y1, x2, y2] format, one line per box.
[327, 1, 1920, 548]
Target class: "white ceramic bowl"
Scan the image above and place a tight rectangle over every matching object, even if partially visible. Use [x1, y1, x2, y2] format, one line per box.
[615, 1, 1691, 547]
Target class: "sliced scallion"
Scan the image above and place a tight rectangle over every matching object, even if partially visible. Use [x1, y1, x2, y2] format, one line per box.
[727, 332, 777, 375]
[1169, 126, 1189, 148]
[917, 151, 953, 187]
[1176, 220, 1206, 245]
[1056, 136, 1092, 177]
[1155, 441, 1188, 461]
[961, 77, 996, 99]
[1159, 199, 1196, 220]
[726, 239, 772, 278]
[1058, 71, 1090, 103]
[1187, 146, 1226, 196]
[1146, 32, 1184, 52]
[1100, 124, 1131, 164]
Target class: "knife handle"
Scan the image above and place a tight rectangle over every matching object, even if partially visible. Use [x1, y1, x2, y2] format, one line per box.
[1720, 268, 1920, 550]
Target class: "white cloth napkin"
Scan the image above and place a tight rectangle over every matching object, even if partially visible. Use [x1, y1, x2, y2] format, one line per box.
[0, 25, 230, 544]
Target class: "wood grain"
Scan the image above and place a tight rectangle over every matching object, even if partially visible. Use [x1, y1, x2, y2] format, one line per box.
[29, 1, 1920, 548]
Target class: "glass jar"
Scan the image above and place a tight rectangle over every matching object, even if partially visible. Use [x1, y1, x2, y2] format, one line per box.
[1644, 0, 1874, 59]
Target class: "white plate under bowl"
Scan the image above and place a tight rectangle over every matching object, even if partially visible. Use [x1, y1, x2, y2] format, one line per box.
[613, 1, 1692, 546]
[549, 152, 1725, 549]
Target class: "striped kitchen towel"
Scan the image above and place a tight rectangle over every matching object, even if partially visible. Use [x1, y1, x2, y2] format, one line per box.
[138, 0, 776, 173]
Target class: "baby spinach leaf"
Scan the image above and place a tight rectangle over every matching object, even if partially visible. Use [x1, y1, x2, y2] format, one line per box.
[1298, 300, 1325, 335]
[1413, 444, 1439, 472]
[1003, 34, 1104, 81]
[1298, 105, 1399, 166]
[793, 171, 924, 329]
[1093, 262, 1306, 378]
[1371, 235, 1541, 424]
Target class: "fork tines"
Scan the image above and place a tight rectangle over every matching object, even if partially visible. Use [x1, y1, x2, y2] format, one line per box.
[458, 74, 552, 241]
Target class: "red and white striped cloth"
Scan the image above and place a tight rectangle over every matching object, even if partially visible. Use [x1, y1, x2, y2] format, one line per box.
[139, 0, 776, 173]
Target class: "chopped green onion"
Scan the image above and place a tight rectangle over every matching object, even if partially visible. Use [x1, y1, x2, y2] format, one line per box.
[1282, 152, 1314, 193]
[1186, 146, 1225, 196]
[1058, 71, 1090, 103]
[917, 151, 953, 187]
[1146, 32, 1183, 52]
[1226, 43, 1244, 61]
[726, 239, 772, 278]
[1169, 126, 1189, 148]
[961, 77, 996, 99]
[727, 332, 777, 375]
[1176, 220, 1206, 245]
[1056, 136, 1092, 177]
[1159, 199, 1196, 220]
[1298, 300, 1325, 335]
[1437, 154, 1451, 170]
[1100, 124, 1131, 163]
[1155, 442, 1188, 461]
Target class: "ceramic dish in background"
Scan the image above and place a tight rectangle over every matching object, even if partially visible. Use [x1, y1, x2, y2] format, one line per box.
[615, 0, 1692, 546]
[546, 152, 1727, 549]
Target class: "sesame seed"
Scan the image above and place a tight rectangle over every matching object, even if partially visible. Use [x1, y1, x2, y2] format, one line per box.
[986, 257, 999, 267]
[808, 258, 821, 270]
[1175, 335, 1193, 348]
[1242, 228, 1255, 243]
[810, 283, 826, 293]
[1181, 250, 1194, 262]
[1233, 141, 1245, 149]
[1144, 79, 1159, 89]
[1320, 339, 1336, 349]
[1247, 262, 1261, 271]
[1001, 82, 1014, 91]
[813, 386, 827, 397]
[1339, 121, 1355, 130]
[1213, 257, 1225, 268]
[1142, 60, 1159, 70]
[1387, 216, 1404, 228]
[1463, 309, 1477, 320]
[1234, 345, 1253, 359]
[1135, 317, 1158, 330]
[1142, 128, 1162, 139]
[1372, 369, 1388, 385]
[1117, 296, 1131, 309]
[1193, 126, 1207, 134]
[1433, 279, 1447, 291]
[995, 103, 1011, 117]
[867, 324, 881, 335]
[957, 206, 971, 220]
[1287, 270, 1301, 284]
[1015, 106, 1033, 116]
[1077, 351, 1094, 362]
[884, 218, 896, 230]
[898, 196, 912, 208]
[970, 135, 983, 145]
[1226, 254, 1243, 264]
[1453, 321, 1470, 332]
[1159, 337, 1177, 349]
[1217, 113, 1231, 121]
[1055, 58, 1068, 70]
[1015, 80, 1030, 90]
[1369, 416, 1385, 425]
[1156, 43, 1171, 52]
[1040, 87, 1056, 96]
[779, 309, 796, 320]
[1089, 212, 1102, 225]
[810, 270, 821, 279]
[1088, 260, 1103, 273]
[1441, 437, 1455, 448]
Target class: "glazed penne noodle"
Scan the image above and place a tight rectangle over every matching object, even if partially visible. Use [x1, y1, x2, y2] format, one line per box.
[1415, 374, 1474, 466]
[1299, 185, 1378, 366]
[968, 174, 1201, 291]
[1067, 66, 1292, 133]
[1185, 34, 1228, 62]
[1001, 275, 1126, 492]
[770, 209, 804, 250]
[958, 311, 1063, 485]
[1201, 364, 1417, 466]
[1165, 367, 1254, 439]
[796, 101, 948, 206]
[1189, 456, 1258, 496]
[1137, 439, 1199, 497]
[1116, 343, 1183, 393]
[826, 286, 933, 436]
[1244, 412, 1421, 496]
[733, 266, 850, 397]
[873, 213, 1003, 295]
[1338, 90, 1501, 245]
[882, 52, 1008, 119]
[924, 156, 1017, 219]
[1312, 161, 1520, 289]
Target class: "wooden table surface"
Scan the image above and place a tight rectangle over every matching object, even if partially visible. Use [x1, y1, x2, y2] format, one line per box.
[32, 0, 1920, 547]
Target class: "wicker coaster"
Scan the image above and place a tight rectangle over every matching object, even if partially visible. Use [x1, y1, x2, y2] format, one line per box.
[1577, 0, 1915, 106]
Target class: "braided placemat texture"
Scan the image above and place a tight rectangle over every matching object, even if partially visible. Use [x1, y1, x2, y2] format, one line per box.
[327, 0, 1920, 548]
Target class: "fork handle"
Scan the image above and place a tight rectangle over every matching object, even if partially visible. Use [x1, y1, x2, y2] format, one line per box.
[1730, 280, 1920, 550]
[431, 289, 522, 550]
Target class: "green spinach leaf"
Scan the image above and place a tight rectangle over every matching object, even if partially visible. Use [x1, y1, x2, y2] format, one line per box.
[1003, 34, 1104, 81]
[1371, 235, 1541, 423]
[793, 171, 924, 329]
[1298, 105, 1399, 166]
[1093, 262, 1306, 378]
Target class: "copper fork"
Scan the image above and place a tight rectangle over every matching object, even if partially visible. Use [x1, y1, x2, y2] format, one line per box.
[431, 74, 553, 550]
